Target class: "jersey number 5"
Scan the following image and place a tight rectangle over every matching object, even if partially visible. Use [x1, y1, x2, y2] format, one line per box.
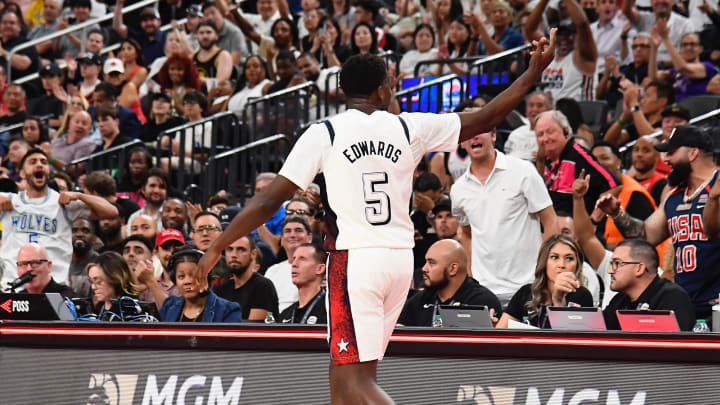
[362, 172, 391, 226]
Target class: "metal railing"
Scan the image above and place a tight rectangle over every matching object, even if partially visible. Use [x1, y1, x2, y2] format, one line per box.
[413, 55, 486, 78]
[154, 111, 242, 192]
[619, 108, 720, 153]
[202, 134, 288, 204]
[323, 67, 344, 117]
[66, 138, 144, 177]
[8, 0, 159, 80]
[241, 81, 321, 143]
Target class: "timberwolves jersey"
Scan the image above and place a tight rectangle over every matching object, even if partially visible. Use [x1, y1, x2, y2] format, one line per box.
[0, 189, 89, 288]
[665, 170, 720, 317]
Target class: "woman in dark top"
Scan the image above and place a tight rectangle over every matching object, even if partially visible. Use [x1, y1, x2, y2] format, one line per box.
[497, 234, 593, 328]
[116, 146, 153, 205]
[86, 252, 140, 321]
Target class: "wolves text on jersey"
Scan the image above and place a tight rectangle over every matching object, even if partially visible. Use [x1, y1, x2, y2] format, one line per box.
[343, 140, 402, 164]
[11, 213, 58, 234]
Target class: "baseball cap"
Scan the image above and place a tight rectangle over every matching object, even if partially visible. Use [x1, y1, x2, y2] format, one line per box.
[77, 52, 102, 66]
[152, 92, 173, 103]
[655, 125, 713, 152]
[219, 206, 241, 230]
[187, 4, 204, 17]
[104, 58, 125, 75]
[39, 63, 62, 77]
[155, 229, 185, 248]
[661, 103, 691, 121]
[432, 199, 452, 215]
[141, 7, 160, 19]
[556, 19, 577, 34]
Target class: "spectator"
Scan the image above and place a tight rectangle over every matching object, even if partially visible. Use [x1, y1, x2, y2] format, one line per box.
[148, 228, 185, 296]
[21, 117, 50, 154]
[278, 242, 326, 323]
[326, 0, 355, 37]
[153, 247, 242, 322]
[49, 111, 96, 174]
[156, 53, 202, 117]
[451, 124, 558, 304]
[192, 21, 233, 86]
[602, 125, 720, 320]
[228, 55, 274, 116]
[85, 29, 106, 55]
[83, 171, 140, 223]
[630, 135, 668, 206]
[161, 198, 189, 236]
[144, 29, 195, 95]
[76, 52, 103, 102]
[0, 84, 27, 133]
[126, 168, 169, 230]
[116, 146, 154, 204]
[590, 0, 630, 74]
[90, 82, 142, 140]
[26, 63, 66, 128]
[497, 234, 594, 328]
[70, 218, 98, 298]
[242, 0, 285, 37]
[104, 58, 147, 124]
[265, 50, 304, 92]
[296, 52, 341, 99]
[504, 91, 553, 161]
[535, 110, 621, 215]
[98, 205, 126, 254]
[316, 17, 351, 67]
[27, 0, 60, 58]
[386, 0, 422, 53]
[3, 137, 28, 184]
[650, 29, 717, 102]
[265, 216, 312, 312]
[87, 251, 140, 319]
[233, 14, 300, 76]
[16, 243, 74, 297]
[122, 235, 154, 273]
[431, 199, 460, 240]
[399, 24, 438, 78]
[350, 21, 380, 56]
[597, 33, 652, 108]
[183, 4, 203, 51]
[215, 235, 280, 321]
[53, 0, 99, 58]
[398, 239, 502, 326]
[532, 0, 597, 101]
[411, 172, 444, 285]
[52, 171, 73, 193]
[95, 106, 133, 162]
[129, 214, 158, 241]
[201, 0, 248, 65]
[192, 211, 232, 286]
[141, 92, 186, 143]
[354, 0, 397, 52]
[300, 7, 323, 54]
[604, 79, 672, 146]
[0, 8, 40, 81]
[118, 39, 149, 91]
[622, 0, 693, 64]
[431, 0, 464, 43]
[113, 4, 167, 66]
[435, 17, 474, 75]
[474, 0, 525, 55]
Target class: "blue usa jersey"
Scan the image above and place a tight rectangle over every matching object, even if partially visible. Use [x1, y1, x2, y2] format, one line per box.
[665, 170, 720, 318]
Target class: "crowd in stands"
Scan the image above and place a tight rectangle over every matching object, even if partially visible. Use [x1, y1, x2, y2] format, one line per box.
[0, 0, 719, 329]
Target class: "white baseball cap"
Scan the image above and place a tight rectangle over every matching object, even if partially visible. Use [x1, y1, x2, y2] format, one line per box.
[103, 58, 124, 75]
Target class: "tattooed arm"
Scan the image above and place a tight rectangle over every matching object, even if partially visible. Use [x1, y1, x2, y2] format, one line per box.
[596, 193, 669, 245]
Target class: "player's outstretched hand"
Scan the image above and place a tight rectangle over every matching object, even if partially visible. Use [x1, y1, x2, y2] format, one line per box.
[0, 195, 12, 211]
[196, 247, 222, 291]
[528, 28, 556, 75]
[58, 191, 81, 205]
[572, 169, 590, 199]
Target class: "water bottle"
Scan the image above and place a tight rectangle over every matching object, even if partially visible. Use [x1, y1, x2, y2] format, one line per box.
[693, 319, 710, 333]
[522, 316, 531, 325]
[432, 314, 443, 328]
[264, 312, 276, 324]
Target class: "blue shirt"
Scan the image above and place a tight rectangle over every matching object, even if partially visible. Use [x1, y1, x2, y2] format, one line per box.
[160, 291, 243, 322]
[478, 27, 525, 55]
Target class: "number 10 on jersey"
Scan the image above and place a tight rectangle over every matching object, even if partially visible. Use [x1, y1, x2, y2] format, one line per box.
[362, 172, 391, 225]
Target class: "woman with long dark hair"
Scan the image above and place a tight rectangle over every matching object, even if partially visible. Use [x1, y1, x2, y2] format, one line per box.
[435, 16, 475, 75]
[350, 22, 379, 56]
[118, 38, 148, 90]
[400, 24, 438, 78]
[116, 145, 155, 205]
[87, 252, 140, 319]
[228, 55, 274, 116]
[496, 234, 593, 328]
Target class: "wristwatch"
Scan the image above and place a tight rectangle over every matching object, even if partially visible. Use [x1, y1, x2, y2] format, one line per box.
[631, 105, 640, 113]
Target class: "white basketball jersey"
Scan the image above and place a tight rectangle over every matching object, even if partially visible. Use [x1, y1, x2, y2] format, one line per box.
[541, 51, 595, 101]
[0, 189, 88, 288]
[279, 109, 461, 250]
[446, 148, 470, 181]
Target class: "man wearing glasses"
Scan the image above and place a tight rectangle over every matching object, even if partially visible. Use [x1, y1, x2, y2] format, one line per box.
[16, 243, 74, 298]
[191, 211, 232, 287]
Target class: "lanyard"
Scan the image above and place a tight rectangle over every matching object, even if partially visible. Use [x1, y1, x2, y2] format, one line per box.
[293, 289, 326, 324]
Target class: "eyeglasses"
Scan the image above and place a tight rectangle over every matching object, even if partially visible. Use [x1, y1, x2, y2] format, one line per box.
[631, 44, 651, 49]
[680, 42, 700, 48]
[286, 208, 310, 216]
[16, 259, 48, 268]
[194, 224, 220, 233]
[610, 259, 641, 270]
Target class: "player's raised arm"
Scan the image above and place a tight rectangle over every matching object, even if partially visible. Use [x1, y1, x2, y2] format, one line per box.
[458, 29, 556, 143]
[197, 176, 299, 283]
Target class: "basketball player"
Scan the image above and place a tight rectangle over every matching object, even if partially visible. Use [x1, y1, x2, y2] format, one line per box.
[0, 148, 118, 289]
[198, 31, 558, 404]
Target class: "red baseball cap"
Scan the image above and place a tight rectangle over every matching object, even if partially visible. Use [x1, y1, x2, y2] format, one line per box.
[155, 229, 185, 248]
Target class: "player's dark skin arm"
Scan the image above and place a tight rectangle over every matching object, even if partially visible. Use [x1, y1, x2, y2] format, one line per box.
[458, 30, 557, 143]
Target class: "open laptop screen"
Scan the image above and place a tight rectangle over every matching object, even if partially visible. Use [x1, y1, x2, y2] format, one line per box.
[547, 306, 607, 331]
[616, 310, 680, 332]
[438, 305, 493, 329]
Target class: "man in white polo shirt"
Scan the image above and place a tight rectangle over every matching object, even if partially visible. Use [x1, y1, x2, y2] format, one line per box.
[451, 126, 558, 306]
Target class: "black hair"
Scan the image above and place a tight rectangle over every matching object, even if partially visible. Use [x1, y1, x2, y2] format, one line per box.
[73, 0, 91, 9]
[276, 49, 297, 64]
[648, 80, 674, 105]
[201, 0, 217, 11]
[144, 167, 169, 188]
[19, 147, 48, 171]
[123, 234, 154, 253]
[282, 215, 311, 234]
[414, 172, 442, 192]
[287, 197, 315, 215]
[119, 146, 153, 189]
[23, 116, 50, 145]
[197, 20, 219, 34]
[239, 55, 270, 88]
[122, 38, 146, 67]
[88, 28, 105, 41]
[96, 105, 119, 120]
[616, 238, 659, 272]
[447, 0, 464, 21]
[413, 23, 435, 49]
[193, 210, 221, 224]
[167, 246, 204, 283]
[271, 17, 299, 49]
[182, 90, 208, 112]
[320, 17, 343, 47]
[592, 141, 621, 159]
[340, 53, 387, 98]
[350, 22, 378, 55]
[447, 16, 471, 57]
[297, 242, 328, 264]
[355, 0, 380, 19]
[84, 171, 117, 196]
[95, 82, 118, 99]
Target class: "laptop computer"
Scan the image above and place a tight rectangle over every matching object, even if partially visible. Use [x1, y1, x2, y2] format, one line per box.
[547, 306, 607, 331]
[438, 305, 494, 329]
[616, 310, 680, 332]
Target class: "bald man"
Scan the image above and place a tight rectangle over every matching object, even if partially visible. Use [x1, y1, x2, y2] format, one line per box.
[16, 243, 74, 297]
[130, 214, 158, 241]
[397, 239, 502, 326]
